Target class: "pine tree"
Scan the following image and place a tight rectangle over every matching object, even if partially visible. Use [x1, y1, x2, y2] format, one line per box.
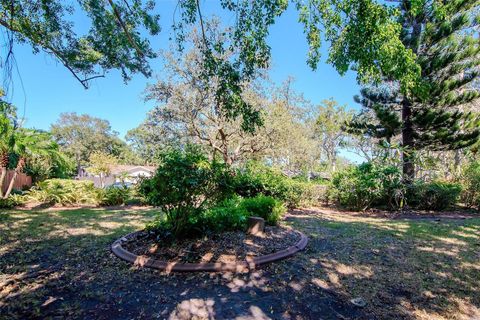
[349, 0, 480, 182]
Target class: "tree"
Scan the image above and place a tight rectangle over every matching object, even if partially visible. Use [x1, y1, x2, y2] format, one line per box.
[349, 1, 480, 181]
[86, 151, 117, 188]
[137, 33, 321, 168]
[0, 104, 15, 197]
[0, 0, 160, 89]
[171, 0, 422, 131]
[126, 109, 180, 165]
[142, 26, 276, 165]
[2, 0, 428, 132]
[50, 113, 134, 173]
[24, 152, 76, 183]
[3, 129, 60, 198]
[314, 99, 354, 171]
[262, 79, 320, 174]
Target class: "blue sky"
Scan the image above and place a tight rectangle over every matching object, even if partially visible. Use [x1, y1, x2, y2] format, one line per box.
[7, 2, 361, 140]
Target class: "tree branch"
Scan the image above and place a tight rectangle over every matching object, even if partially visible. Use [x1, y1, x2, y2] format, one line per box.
[107, 0, 145, 58]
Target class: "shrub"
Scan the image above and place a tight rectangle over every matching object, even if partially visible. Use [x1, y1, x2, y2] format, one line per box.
[410, 181, 461, 211]
[297, 183, 328, 207]
[241, 195, 286, 225]
[198, 197, 249, 233]
[99, 186, 132, 206]
[330, 162, 404, 211]
[145, 197, 249, 238]
[139, 146, 232, 237]
[0, 194, 25, 209]
[232, 161, 321, 207]
[25, 179, 100, 206]
[460, 161, 480, 209]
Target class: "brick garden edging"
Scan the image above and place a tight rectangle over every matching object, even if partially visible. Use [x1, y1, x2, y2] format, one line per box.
[111, 230, 308, 272]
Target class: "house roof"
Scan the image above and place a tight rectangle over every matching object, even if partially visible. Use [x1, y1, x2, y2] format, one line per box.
[109, 165, 157, 175]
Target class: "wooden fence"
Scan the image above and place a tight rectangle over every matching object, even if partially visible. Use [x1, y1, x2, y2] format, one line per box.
[2, 171, 32, 194]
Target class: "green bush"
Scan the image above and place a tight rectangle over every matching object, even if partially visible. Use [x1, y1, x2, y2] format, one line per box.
[297, 183, 328, 207]
[330, 162, 404, 211]
[198, 197, 249, 233]
[460, 161, 480, 209]
[139, 146, 232, 237]
[0, 194, 25, 209]
[232, 161, 322, 207]
[25, 179, 100, 206]
[410, 181, 461, 211]
[145, 197, 249, 238]
[99, 186, 132, 206]
[241, 195, 286, 225]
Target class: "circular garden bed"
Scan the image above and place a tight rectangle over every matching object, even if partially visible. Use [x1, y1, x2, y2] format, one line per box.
[112, 226, 308, 272]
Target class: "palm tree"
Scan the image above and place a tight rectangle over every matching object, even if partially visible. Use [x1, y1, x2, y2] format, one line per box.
[3, 129, 60, 199]
[0, 115, 15, 198]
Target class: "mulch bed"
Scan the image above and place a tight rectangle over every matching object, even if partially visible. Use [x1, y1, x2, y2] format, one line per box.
[122, 226, 301, 265]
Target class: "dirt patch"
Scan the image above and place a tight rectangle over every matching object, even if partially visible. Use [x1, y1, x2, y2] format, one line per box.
[123, 226, 301, 265]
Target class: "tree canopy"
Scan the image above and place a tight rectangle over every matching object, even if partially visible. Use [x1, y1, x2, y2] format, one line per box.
[0, 0, 160, 89]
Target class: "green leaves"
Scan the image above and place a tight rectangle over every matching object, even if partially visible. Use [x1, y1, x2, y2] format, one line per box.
[139, 146, 232, 237]
[296, 0, 421, 93]
[1, 0, 160, 88]
[173, 1, 288, 131]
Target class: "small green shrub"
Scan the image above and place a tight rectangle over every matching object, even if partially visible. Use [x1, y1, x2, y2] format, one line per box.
[99, 186, 132, 206]
[25, 179, 100, 206]
[198, 197, 249, 233]
[145, 197, 249, 238]
[241, 195, 286, 225]
[0, 194, 25, 208]
[410, 181, 461, 211]
[330, 162, 404, 211]
[232, 161, 322, 207]
[460, 161, 480, 209]
[139, 146, 232, 237]
[297, 183, 328, 207]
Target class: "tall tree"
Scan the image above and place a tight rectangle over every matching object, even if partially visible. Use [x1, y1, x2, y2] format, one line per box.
[86, 151, 117, 188]
[0, 0, 160, 89]
[3, 129, 60, 198]
[0, 93, 18, 197]
[137, 30, 320, 168]
[141, 25, 276, 165]
[349, 0, 480, 181]
[50, 113, 132, 173]
[314, 99, 354, 171]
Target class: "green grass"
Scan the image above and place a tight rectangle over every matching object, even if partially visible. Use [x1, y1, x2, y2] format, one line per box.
[286, 211, 480, 319]
[1, 207, 479, 319]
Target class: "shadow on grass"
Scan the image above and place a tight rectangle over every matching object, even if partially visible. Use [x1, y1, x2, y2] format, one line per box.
[1, 207, 479, 319]
[0, 207, 367, 320]
[285, 208, 480, 319]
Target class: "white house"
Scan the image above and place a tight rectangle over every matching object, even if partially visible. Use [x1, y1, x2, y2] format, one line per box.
[109, 165, 156, 184]
[78, 165, 156, 187]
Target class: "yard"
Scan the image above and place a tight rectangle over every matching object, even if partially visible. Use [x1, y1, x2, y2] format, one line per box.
[1, 207, 479, 319]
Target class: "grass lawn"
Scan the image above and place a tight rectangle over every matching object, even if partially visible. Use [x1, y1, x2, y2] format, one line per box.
[0, 207, 479, 319]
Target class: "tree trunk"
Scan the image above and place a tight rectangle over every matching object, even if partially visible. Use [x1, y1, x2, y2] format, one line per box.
[76, 153, 82, 177]
[330, 150, 337, 172]
[0, 151, 8, 198]
[401, 13, 422, 184]
[0, 166, 6, 198]
[402, 100, 415, 183]
[454, 150, 461, 177]
[4, 157, 25, 199]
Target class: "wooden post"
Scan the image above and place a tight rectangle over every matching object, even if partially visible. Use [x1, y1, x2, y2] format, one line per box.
[247, 216, 265, 236]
